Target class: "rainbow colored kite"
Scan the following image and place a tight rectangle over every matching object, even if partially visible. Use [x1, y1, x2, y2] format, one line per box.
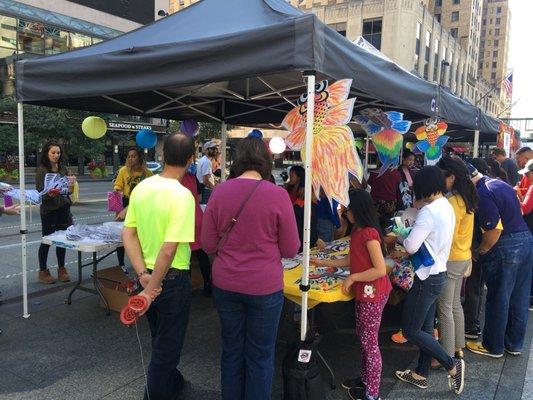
[354, 108, 412, 176]
[414, 118, 449, 160]
[282, 79, 363, 206]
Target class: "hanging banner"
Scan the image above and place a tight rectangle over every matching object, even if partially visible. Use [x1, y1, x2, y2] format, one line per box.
[282, 79, 363, 206]
[414, 118, 449, 161]
[497, 122, 518, 156]
[354, 108, 412, 176]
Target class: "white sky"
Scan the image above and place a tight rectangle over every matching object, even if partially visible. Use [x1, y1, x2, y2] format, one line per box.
[509, 0, 532, 118]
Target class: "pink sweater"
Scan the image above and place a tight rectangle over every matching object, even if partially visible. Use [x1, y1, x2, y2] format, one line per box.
[201, 178, 300, 295]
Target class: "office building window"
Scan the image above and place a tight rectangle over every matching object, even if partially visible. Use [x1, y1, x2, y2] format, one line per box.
[479, 62, 483, 69]
[436, 0, 442, 6]
[495, 28, 500, 35]
[480, 40, 485, 48]
[414, 21, 421, 68]
[362, 18, 382, 50]
[493, 50, 498, 57]
[450, 28, 458, 38]
[494, 39, 499, 46]
[328, 22, 347, 37]
[491, 72, 496, 80]
[435, 14, 441, 22]
[0, 15, 16, 51]
[482, 19, 486, 25]
[451, 12, 459, 22]
[453, 0, 460, 4]
[496, 17, 501, 25]
[423, 31, 430, 79]
[17, 19, 45, 54]
[70, 32, 92, 49]
[433, 38, 439, 82]
[497, 6, 502, 13]
[492, 61, 497, 68]
[44, 26, 69, 54]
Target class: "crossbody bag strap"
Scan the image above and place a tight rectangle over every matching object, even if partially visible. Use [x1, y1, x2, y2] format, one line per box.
[216, 179, 262, 255]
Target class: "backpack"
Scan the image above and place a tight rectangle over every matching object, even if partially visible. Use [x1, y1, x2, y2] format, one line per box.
[282, 332, 326, 400]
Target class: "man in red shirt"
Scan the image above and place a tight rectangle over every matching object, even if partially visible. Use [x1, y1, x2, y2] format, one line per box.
[515, 147, 533, 201]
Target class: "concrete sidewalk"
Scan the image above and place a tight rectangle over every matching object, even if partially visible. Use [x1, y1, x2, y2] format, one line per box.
[0, 286, 531, 400]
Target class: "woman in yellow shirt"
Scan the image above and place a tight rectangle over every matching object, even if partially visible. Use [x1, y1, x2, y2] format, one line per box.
[434, 156, 478, 362]
[113, 148, 153, 267]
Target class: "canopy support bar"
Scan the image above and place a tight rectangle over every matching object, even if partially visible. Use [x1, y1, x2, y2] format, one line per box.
[152, 90, 221, 122]
[17, 102, 29, 319]
[102, 96, 144, 114]
[473, 130, 480, 158]
[257, 77, 296, 107]
[147, 83, 212, 114]
[250, 83, 306, 101]
[300, 72, 315, 342]
[147, 99, 221, 115]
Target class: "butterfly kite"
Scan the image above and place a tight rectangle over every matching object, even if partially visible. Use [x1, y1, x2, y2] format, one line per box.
[282, 79, 363, 206]
[414, 118, 449, 160]
[354, 108, 412, 176]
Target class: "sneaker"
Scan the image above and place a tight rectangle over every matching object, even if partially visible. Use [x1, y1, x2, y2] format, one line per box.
[38, 269, 56, 284]
[342, 376, 365, 390]
[455, 349, 465, 359]
[395, 370, 428, 389]
[465, 328, 481, 340]
[505, 348, 521, 356]
[466, 341, 503, 358]
[391, 330, 408, 344]
[448, 358, 465, 395]
[57, 266, 70, 282]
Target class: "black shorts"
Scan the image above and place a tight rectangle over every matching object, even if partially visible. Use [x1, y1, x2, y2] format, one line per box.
[41, 205, 73, 236]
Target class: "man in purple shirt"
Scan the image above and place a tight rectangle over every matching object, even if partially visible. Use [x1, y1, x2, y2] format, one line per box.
[466, 166, 533, 358]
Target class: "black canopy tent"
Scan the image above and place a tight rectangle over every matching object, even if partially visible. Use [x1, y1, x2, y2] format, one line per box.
[14, 0, 501, 321]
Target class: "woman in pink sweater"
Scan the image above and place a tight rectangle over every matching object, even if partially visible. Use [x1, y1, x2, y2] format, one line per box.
[202, 137, 300, 400]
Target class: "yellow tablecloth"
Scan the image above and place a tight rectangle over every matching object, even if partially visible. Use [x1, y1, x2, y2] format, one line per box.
[282, 237, 353, 308]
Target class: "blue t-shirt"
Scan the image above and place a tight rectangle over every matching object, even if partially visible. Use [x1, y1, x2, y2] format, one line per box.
[475, 176, 528, 234]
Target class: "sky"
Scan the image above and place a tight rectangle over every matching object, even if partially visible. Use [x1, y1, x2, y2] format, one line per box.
[509, 0, 532, 118]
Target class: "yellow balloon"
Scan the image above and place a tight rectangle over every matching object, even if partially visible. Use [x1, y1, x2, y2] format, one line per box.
[405, 142, 414, 150]
[82, 116, 107, 139]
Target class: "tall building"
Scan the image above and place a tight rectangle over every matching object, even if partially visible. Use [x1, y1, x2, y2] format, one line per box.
[479, 0, 510, 99]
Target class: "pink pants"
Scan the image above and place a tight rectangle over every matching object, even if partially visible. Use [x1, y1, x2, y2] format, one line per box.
[355, 296, 387, 398]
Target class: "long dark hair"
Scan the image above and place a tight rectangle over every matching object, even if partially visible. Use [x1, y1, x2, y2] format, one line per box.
[287, 165, 305, 193]
[484, 157, 510, 184]
[348, 189, 385, 253]
[232, 136, 272, 180]
[413, 166, 447, 200]
[437, 155, 478, 214]
[39, 140, 65, 172]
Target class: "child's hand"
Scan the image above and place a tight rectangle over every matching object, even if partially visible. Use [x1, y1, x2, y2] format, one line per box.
[310, 258, 328, 267]
[341, 275, 354, 296]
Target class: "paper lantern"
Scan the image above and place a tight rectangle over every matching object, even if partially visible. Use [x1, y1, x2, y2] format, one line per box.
[405, 142, 415, 150]
[180, 119, 199, 137]
[82, 116, 107, 139]
[248, 129, 263, 139]
[136, 129, 157, 149]
[269, 137, 286, 154]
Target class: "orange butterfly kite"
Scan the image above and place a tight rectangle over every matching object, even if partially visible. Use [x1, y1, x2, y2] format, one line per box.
[282, 79, 363, 206]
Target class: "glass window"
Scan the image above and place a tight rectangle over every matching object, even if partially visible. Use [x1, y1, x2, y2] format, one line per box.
[17, 19, 44, 54]
[451, 12, 459, 22]
[450, 28, 458, 38]
[494, 39, 499, 46]
[496, 17, 501, 25]
[433, 38, 439, 82]
[435, 14, 441, 22]
[495, 28, 500, 35]
[70, 32, 92, 49]
[0, 15, 17, 49]
[491, 72, 496, 79]
[362, 18, 382, 50]
[493, 50, 498, 57]
[44, 26, 69, 54]
[415, 22, 421, 68]
[92, 37, 103, 44]
[328, 22, 347, 37]
[453, 0, 460, 4]
[436, 0, 442, 6]
[492, 61, 497, 68]
[423, 31, 430, 79]
[497, 6, 502, 13]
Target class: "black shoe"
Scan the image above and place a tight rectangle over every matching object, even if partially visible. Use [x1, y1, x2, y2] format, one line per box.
[395, 370, 428, 389]
[465, 329, 481, 340]
[342, 376, 365, 390]
[448, 358, 465, 395]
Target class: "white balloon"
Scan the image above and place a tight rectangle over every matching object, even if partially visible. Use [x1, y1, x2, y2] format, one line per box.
[269, 137, 287, 154]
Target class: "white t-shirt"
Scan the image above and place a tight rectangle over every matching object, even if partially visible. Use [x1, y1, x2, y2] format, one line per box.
[196, 155, 213, 186]
[403, 197, 455, 280]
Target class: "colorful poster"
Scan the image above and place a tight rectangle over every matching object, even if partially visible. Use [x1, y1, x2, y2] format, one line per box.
[282, 79, 363, 206]
[354, 108, 412, 176]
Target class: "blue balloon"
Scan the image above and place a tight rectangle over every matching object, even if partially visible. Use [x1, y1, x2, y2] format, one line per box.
[136, 129, 157, 149]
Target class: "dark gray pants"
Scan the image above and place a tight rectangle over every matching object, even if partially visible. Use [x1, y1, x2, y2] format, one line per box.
[463, 260, 484, 332]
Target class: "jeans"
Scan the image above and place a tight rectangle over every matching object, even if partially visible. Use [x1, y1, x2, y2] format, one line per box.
[144, 273, 192, 400]
[214, 287, 284, 400]
[402, 273, 454, 377]
[201, 187, 212, 204]
[463, 259, 484, 332]
[316, 217, 335, 243]
[481, 230, 533, 354]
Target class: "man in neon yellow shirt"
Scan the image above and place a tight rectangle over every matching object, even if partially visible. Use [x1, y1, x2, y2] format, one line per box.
[123, 133, 196, 400]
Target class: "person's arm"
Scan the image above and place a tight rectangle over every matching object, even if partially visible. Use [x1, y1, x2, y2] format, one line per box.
[311, 256, 350, 268]
[113, 167, 126, 192]
[277, 190, 301, 257]
[520, 186, 533, 216]
[477, 229, 502, 256]
[203, 174, 214, 189]
[475, 195, 503, 256]
[402, 207, 433, 254]
[200, 196, 219, 254]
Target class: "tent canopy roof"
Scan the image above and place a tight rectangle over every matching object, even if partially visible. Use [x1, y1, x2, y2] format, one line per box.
[15, 0, 500, 134]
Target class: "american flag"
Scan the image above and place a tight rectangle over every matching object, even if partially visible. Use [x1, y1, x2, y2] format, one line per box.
[502, 72, 513, 99]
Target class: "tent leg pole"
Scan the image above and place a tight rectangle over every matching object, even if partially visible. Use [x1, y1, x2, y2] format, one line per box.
[300, 72, 315, 342]
[364, 135, 370, 175]
[220, 122, 227, 182]
[18, 102, 29, 319]
[473, 130, 479, 158]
